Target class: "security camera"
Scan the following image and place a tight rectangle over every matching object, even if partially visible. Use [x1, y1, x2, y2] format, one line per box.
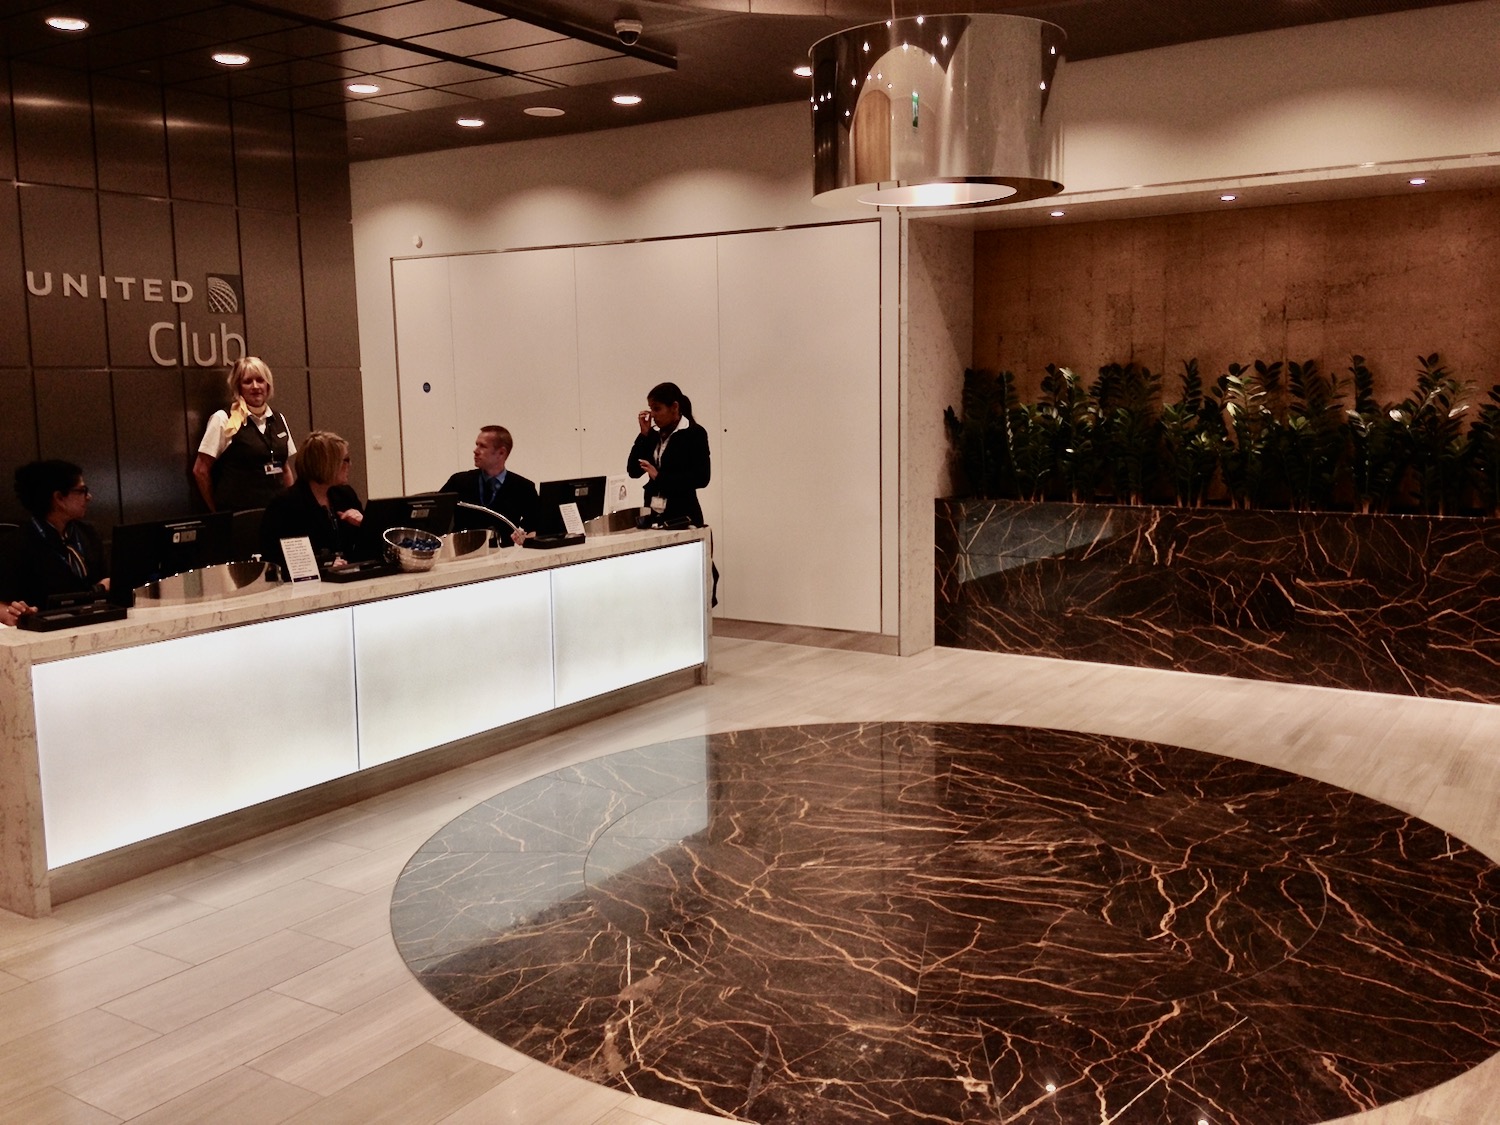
[614, 17, 643, 46]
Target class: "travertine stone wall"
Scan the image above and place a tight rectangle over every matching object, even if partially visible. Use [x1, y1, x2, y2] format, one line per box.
[974, 188, 1500, 405]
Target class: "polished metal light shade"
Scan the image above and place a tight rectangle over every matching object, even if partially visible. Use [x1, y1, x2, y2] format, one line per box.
[810, 14, 1066, 208]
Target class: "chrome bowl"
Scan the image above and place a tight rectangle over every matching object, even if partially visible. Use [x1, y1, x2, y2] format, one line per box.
[134, 559, 273, 604]
[384, 526, 442, 572]
[436, 527, 490, 563]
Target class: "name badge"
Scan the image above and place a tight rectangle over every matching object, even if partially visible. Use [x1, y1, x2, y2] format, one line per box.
[263, 462, 282, 476]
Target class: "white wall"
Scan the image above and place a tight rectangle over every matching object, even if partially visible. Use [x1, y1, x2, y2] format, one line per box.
[1051, 1, 1500, 194]
[350, 0, 1500, 648]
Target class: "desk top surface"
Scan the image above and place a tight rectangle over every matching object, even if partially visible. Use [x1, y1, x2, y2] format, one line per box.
[1, 527, 708, 663]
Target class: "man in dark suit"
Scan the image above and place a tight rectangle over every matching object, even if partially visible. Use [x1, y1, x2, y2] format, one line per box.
[442, 426, 539, 542]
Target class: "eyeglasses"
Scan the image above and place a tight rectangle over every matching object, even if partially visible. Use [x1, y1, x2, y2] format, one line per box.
[68, 485, 92, 498]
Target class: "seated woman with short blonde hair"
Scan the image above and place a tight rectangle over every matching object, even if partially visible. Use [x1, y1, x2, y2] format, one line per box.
[259, 431, 364, 570]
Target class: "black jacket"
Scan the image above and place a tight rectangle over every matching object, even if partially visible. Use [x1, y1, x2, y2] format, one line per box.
[627, 420, 711, 527]
[260, 479, 364, 568]
[441, 469, 539, 539]
[8, 518, 108, 606]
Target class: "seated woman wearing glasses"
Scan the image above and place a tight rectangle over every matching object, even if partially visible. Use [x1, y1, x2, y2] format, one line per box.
[260, 431, 365, 571]
[10, 460, 110, 608]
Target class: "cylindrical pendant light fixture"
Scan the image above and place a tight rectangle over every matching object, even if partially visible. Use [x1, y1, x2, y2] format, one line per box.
[810, 14, 1066, 208]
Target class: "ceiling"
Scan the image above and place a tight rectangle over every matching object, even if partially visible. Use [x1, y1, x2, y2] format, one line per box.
[0, 0, 1482, 162]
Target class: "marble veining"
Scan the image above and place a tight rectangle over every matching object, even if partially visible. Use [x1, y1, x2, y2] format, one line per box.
[936, 499, 1500, 704]
[391, 723, 1500, 1124]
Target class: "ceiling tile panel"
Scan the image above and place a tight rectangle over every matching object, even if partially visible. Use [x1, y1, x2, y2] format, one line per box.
[325, 42, 437, 71]
[409, 19, 557, 55]
[536, 55, 672, 87]
[363, 87, 478, 111]
[379, 58, 495, 85]
[437, 74, 556, 99]
[476, 38, 617, 73]
[335, 0, 497, 39]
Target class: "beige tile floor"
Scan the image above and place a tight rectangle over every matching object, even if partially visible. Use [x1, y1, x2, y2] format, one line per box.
[1, 636, 1497, 1124]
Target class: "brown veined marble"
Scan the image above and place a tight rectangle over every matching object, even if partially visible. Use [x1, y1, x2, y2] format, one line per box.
[391, 723, 1500, 1125]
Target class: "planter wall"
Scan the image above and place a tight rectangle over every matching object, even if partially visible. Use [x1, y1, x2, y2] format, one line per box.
[936, 499, 1500, 704]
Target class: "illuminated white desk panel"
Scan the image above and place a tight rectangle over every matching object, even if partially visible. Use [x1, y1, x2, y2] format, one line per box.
[33, 609, 360, 868]
[353, 571, 555, 768]
[0, 529, 710, 915]
[553, 541, 707, 706]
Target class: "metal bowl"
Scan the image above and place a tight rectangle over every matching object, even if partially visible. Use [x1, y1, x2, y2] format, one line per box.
[384, 526, 443, 572]
[134, 559, 273, 604]
[436, 527, 490, 563]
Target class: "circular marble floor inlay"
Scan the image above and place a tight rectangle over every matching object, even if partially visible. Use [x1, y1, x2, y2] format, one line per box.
[391, 723, 1500, 1124]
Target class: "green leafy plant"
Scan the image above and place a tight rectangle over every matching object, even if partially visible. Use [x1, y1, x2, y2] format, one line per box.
[946, 351, 1487, 516]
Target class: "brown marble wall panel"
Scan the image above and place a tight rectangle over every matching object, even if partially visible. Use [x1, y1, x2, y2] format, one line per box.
[93, 76, 168, 198]
[975, 189, 1500, 407]
[0, 369, 38, 524]
[232, 102, 296, 213]
[293, 115, 351, 218]
[112, 368, 194, 524]
[238, 209, 307, 369]
[937, 499, 1500, 703]
[309, 367, 368, 497]
[11, 64, 93, 189]
[0, 184, 27, 367]
[18, 184, 106, 368]
[35, 369, 121, 530]
[300, 213, 360, 367]
[274, 368, 313, 453]
[99, 194, 176, 368]
[165, 90, 235, 205]
[0, 64, 15, 182]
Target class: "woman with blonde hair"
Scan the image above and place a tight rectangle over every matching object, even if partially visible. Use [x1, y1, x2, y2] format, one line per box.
[193, 356, 295, 511]
[259, 431, 364, 570]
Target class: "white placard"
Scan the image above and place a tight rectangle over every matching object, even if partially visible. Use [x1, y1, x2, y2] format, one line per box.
[279, 537, 321, 583]
[559, 502, 585, 537]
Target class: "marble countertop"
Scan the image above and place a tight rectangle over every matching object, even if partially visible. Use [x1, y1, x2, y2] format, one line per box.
[2, 527, 708, 664]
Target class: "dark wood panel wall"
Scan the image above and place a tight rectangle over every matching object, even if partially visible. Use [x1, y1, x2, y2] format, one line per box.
[0, 59, 363, 529]
[974, 188, 1500, 407]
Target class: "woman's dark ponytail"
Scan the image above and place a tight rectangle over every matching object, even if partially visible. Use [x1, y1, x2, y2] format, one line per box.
[647, 381, 693, 421]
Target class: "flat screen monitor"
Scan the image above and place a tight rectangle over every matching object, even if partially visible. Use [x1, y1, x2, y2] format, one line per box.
[109, 512, 234, 605]
[535, 476, 607, 536]
[361, 492, 458, 542]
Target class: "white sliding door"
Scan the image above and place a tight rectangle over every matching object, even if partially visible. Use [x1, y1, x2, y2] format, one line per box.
[448, 249, 583, 486]
[575, 239, 723, 532]
[717, 223, 883, 632]
[393, 257, 458, 495]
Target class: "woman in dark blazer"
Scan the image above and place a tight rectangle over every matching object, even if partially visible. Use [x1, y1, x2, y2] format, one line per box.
[10, 459, 109, 607]
[260, 431, 364, 569]
[627, 381, 711, 527]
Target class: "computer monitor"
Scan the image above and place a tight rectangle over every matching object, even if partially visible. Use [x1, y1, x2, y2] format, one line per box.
[535, 476, 607, 536]
[360, 492, 458, 551]
[109, 512, 234, 606]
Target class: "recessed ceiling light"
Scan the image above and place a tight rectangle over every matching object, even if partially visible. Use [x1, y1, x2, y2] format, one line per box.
[1409, 177, 1428, 186]
[1220, 194, 1238, 201]
[524, 106, 565, 117]
[346, 82, 380, 95]
[612, 94, 642, 106]
[794, 65, 812, 78]
[46, 16, 88, 31]
[212, 52, 250, 66]
[456, 117, 485, 128]
[1050, 210, 1065, 217]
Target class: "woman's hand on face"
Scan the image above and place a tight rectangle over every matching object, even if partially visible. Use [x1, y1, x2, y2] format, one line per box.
[638, 410, 653, 435]
[638, 458, 659, 480]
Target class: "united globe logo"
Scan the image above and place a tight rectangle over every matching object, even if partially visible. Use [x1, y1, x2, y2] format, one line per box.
[205, 274, 242, 314]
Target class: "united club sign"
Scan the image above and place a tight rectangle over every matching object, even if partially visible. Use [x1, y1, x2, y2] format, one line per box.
[25, 269, 248, 367]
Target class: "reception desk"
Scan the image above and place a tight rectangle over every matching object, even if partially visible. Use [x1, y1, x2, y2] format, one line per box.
[0, 528, 710, 917]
